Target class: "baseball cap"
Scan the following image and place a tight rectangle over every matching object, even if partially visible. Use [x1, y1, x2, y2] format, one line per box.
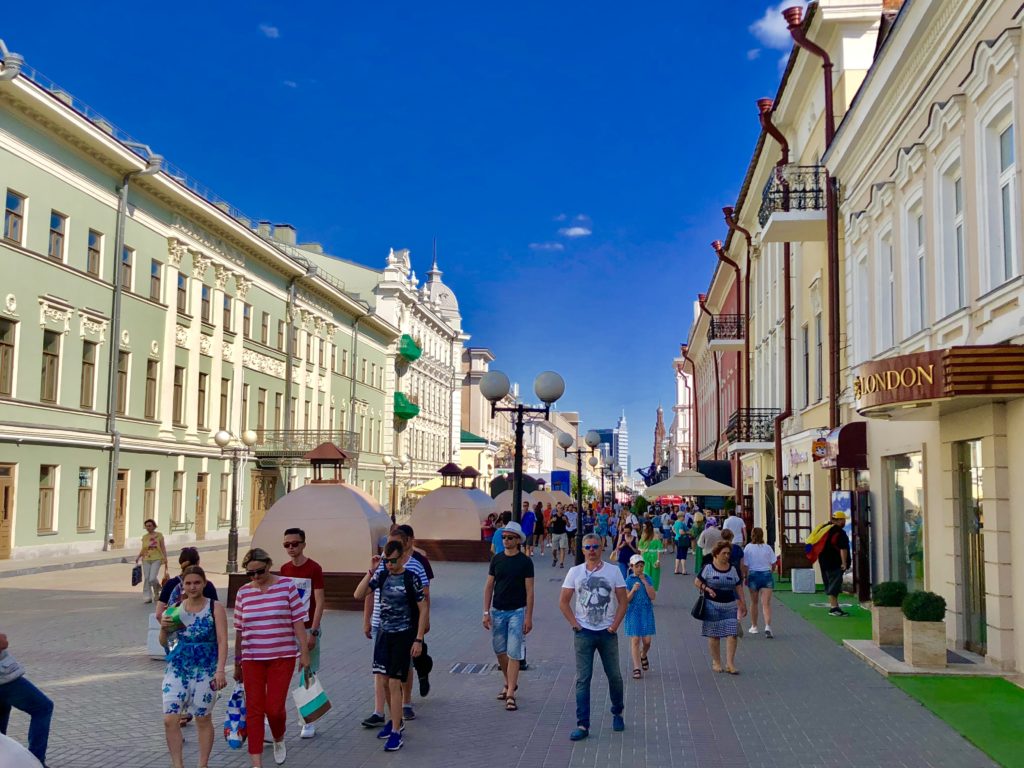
[629, 554, 645, 566]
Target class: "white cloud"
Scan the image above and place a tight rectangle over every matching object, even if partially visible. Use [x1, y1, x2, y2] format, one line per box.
[747, 48, 761, 61]
[558, 226, 592, 238]
[553, 213, 567, 222]
[283, 80, 298, 88]
[529, 242, 565, 252]
[749, 1, 806, 50]
[259, 23, 280, 39]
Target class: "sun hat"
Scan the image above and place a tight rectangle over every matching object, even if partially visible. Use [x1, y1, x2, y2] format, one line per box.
[629, 554, 645, 566]
[500, 521, 526, 542]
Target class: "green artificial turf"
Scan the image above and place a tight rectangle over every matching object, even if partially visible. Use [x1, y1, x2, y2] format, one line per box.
[891, 676, 1024, 768]
[772, 586, 872, 644]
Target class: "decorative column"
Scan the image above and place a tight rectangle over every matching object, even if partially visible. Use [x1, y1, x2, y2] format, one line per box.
[186, 249, 212, 441]
[162, 238, 188, 438]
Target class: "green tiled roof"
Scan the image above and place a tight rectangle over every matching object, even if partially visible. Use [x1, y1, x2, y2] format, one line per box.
[461, 430, 486, 443]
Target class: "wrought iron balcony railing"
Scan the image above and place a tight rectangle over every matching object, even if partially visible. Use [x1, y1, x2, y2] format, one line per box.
[758, 165, 826, 227]
[726, 408, 780, 443]
[707, 314, 745, 342]
[254, 429, 361, 460]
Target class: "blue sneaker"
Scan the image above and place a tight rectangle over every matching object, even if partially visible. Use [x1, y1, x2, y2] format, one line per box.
[403, 704, 416, 721]
[569, 726, 589, 741]
[384, 731, 404, 751]
[612, 714, 625, 732]
[377, 721, 405, 739]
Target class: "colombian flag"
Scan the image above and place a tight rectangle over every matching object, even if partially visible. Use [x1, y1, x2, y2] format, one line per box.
[804, 521, 834, 563]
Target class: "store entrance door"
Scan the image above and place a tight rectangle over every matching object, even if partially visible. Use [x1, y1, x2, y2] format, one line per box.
[0, 464, 14, 559]
[956, 439, 986, 655]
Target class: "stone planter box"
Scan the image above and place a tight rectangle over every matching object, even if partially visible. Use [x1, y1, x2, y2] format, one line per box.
[903, 617, 947, 668]
[871, 605, 904, 646]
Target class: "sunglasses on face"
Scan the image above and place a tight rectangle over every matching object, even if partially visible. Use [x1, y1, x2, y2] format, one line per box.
[501, 534, 519, 540]
[283, 541, 303, 549]
[383, 557, 402, 565]
[582, 544, 600, 551]
[246, 567, 267, 578]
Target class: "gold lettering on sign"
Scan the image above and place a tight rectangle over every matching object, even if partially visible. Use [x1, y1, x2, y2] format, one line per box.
[854, 364, 935, 401]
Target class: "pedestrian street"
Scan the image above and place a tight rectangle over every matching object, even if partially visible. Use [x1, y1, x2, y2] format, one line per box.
[1, 548, 993, 768]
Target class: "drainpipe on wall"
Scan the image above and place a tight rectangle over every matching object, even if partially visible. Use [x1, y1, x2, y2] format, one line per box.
[348, 313, 368, 484]
[102, 147, 163, 550]
[759, 98, 793, 548]
[697, 297, 721, 461]
[680, 345, 699, 469]
[786, 5, 841, 490]
[712, 240, 744, 505]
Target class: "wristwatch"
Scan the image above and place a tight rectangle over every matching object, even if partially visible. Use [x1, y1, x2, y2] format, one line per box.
[310, 629, 321, 637]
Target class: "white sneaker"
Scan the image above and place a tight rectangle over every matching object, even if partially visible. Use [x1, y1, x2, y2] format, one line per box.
[273, 739, 287, 765]
[748, 626, 759, 634]
[300, 722, 315, 739]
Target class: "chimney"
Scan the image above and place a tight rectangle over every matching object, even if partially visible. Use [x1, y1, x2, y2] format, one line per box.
[257, 221, 272, 238]
[273, 224, 297, 246]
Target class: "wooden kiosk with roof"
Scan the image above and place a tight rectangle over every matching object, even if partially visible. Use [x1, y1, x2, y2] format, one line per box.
[227, 443, 391, 610]
[410, 463, 496, 562]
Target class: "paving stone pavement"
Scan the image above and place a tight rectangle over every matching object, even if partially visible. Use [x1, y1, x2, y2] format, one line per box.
[0, 548, 997, 768]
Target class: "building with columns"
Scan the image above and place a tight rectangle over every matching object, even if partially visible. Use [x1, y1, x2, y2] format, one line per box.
[0, 51, 397, 559]
[669, 354, 693, 473]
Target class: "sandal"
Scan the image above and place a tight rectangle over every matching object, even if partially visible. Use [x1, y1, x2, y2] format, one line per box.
[505, 696, 518, 711]
[726, 667, 740, 675]
[711, 663, 723, 673]
[641, 656, 650, 671]
[497, 684, 518, 701]
[632, 668, 642, 679]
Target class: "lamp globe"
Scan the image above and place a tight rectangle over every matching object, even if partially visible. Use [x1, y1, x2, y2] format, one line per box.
[584, 430, 601, 448]
[557, 432, 574, 451]
[213, 430, 232, 449]
[480, 371, 511, 403]
[533, 371, 565, 405]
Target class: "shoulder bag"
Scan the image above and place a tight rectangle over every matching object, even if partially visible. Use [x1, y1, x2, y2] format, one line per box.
[690, 571, 708, 621]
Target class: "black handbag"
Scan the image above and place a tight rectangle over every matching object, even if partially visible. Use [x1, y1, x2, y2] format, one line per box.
[690, 574, 708, 620]
[131, 564, 143, 587]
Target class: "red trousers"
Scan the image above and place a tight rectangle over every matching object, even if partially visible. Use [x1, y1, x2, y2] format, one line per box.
[242, 657, 295, 754]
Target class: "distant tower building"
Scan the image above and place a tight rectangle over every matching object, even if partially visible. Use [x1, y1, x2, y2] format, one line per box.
[615, 412, 629, 476]
[653, 405, 666, 466]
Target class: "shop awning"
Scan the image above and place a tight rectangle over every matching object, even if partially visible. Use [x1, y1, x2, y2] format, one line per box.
[398, 334, 422, 362]
[819, 422, 867, 470]
[394, 392, 420, 420]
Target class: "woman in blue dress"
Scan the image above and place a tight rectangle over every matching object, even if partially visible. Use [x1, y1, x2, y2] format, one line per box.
[624, 554, 657, 679]
[596, 508, 610, 547]
[695, 541, 747, 675]
[159, 566, 227, 768]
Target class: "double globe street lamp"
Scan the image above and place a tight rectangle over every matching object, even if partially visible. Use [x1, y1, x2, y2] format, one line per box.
[593, 458, 620, 509]
[481, 370, 565, 524]
[213, 429, 258, 573]
[382, 454, 409, 524]
[558, 429, 601, 564]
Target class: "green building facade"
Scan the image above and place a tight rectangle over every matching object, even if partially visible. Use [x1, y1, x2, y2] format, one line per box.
[0, 58, 397, 560]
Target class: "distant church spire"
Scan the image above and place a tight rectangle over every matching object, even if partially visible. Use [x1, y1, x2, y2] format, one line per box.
[427, 236, 442, 282]
[653, 405, 666, 466]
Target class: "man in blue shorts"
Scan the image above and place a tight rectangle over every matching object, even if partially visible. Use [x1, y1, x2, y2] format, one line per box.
[483, 521, 534, 711]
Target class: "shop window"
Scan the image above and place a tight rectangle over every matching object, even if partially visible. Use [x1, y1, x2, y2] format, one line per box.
[885, 452, 925, 592]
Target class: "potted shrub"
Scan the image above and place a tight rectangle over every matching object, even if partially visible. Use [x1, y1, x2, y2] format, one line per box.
[902, 591, 947, 668]
[870, 581, 907, 646]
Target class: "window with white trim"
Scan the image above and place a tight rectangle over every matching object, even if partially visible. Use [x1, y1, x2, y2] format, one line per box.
[877, 230, 895, 351]
[854, 251, 870, 363]
[985, 106, 1017, 288]
[998, 123, 1016, 282]
[905, 203, 926, 334]
[940, 161, 966, 314]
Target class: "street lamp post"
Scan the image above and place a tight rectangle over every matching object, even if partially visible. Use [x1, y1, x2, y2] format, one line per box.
[214, 429, 258, 573]
[481, 371, 565, 524]
[382, 455, 407, 524]
[559, 430, 601, 565]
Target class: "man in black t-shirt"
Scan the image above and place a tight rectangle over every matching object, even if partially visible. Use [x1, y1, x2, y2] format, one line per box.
[818, 511, 851, 616]
[550, 509, 569, 568]
[483, 521, 535, 711]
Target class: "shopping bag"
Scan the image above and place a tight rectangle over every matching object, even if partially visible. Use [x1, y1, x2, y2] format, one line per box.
[292, 669, 331, 724]
[131, 564, 143, 586]
[223, 683, 247, 749]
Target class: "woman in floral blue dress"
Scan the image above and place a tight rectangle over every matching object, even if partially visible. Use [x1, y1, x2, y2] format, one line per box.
[624, 554, 656, 679]
[159, 566, 227, 768]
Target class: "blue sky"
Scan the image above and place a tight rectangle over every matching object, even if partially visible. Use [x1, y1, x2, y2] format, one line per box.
[3, 0, 800, 474]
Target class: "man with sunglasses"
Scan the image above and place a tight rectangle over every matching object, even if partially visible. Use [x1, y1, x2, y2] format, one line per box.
[559, 533, 627, 742]
[482, 521, 534, 711]
[361, 529, 430, 729]
[279, 528, 325, 739]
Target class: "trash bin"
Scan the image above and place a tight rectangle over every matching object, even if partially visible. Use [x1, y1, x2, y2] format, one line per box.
[791, 568, 816, 594]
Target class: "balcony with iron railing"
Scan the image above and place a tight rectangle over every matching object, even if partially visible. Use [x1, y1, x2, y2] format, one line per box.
[758, 164, 827, 243]
[254, 429, 361, 462]
[707, 314, 745, 351]
[726, 408, 780, 448]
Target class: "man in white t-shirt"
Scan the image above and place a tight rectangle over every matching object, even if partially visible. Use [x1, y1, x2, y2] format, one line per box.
[723, 510, 746, 546]
[559, 533, 627, 742]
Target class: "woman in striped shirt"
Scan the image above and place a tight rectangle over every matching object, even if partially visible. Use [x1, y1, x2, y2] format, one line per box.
[233, 548, 310, 767]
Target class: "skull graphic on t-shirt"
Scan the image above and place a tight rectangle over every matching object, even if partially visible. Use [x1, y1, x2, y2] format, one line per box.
[579, 573, 614, 627]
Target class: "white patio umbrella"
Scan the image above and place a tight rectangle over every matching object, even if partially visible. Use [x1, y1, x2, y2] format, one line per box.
[642, 469, 735, 500]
